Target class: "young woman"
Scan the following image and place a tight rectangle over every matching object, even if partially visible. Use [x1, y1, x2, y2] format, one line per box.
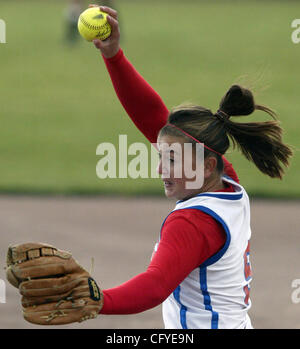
[90, 5, 292, 329]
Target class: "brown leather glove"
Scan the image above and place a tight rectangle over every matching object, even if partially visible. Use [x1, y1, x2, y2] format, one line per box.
[6, 242, 103, 325]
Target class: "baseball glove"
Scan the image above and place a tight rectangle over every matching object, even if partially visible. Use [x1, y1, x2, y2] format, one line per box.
[6, 242, 103, 325]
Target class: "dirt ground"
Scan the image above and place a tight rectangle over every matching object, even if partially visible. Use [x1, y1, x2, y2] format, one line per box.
[0, 195, 299, 329]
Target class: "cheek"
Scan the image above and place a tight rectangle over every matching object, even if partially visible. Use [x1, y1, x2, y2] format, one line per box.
[173, 177, 187, 192]
[157, 154, 177, 176]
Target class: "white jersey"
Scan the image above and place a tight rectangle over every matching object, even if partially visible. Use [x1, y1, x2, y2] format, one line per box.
[158, 176, 253, 329]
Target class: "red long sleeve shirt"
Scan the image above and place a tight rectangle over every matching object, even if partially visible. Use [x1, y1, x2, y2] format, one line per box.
[99, 49, 239, 314]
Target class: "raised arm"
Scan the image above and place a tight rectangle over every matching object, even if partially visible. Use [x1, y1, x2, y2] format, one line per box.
[102, 49, 169, 144]
[91, 5, 239, 182]
[91, 5, 168, 144]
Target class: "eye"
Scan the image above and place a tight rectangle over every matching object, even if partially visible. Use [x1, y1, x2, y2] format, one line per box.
[159, 152, 175, 164]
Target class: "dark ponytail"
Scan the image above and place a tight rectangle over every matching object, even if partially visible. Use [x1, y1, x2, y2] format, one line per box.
[159, 84, 293, 180]
[218, 85, 293, 179]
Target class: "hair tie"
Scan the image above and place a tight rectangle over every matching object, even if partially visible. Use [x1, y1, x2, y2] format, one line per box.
[214, 110, 230, 122]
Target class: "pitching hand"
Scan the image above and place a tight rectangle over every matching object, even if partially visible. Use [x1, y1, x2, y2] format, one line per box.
[88, 4, 120, 58]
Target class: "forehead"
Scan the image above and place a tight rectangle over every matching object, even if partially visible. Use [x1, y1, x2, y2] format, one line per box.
[157, 134, 186, 148]
[157, 134, 201, 159]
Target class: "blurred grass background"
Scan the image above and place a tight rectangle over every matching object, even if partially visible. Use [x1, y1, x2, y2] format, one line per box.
[0, 0, 299, 197]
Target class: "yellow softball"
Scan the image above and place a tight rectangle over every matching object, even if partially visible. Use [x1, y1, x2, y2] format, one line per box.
[78, 8, 112, 42]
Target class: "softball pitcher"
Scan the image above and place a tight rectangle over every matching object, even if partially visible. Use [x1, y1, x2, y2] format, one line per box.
[6, 5, 293, 329]
[91, 6, 292, 329]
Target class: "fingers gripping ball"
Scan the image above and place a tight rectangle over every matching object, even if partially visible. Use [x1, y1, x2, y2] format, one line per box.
[78, 7, 112, 41]
[6, 243, 103, 325]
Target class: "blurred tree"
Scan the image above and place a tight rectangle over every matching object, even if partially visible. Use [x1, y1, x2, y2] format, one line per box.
[64, 0, 84, 44]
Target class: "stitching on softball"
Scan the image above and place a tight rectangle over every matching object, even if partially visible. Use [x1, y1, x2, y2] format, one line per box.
[79, 15, 108, 31]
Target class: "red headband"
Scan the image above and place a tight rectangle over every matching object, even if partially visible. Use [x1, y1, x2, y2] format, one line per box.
[165, 123, 222, 157]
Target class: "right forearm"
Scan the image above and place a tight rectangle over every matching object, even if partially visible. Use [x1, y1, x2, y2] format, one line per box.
[102, 49, 169, 144]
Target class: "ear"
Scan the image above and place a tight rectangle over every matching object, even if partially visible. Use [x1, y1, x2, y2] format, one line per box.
[203, 156, 218, 179]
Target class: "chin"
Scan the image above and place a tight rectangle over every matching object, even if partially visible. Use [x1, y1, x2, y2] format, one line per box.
[164, 191, 173, 198]
[165, 190, 183, 201]
[164, 189, 176, 199]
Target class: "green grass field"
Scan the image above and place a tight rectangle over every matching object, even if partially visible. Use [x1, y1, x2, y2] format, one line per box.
[0, 0, 299, 198]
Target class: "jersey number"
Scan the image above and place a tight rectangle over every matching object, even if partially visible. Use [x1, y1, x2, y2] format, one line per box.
[243, 241, 252, 305]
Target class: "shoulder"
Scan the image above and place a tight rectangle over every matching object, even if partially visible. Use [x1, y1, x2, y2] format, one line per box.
[160, 208, 227, 261]
[163, 208, 225, 234]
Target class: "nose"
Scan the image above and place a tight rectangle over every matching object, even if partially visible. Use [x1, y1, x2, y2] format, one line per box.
[157, 159, 162, 176]
[157, 158, 171, 178]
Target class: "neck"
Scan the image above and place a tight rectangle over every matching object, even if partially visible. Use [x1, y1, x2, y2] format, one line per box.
[180, 174, 225, 201]
[200, 174, 225, 193]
